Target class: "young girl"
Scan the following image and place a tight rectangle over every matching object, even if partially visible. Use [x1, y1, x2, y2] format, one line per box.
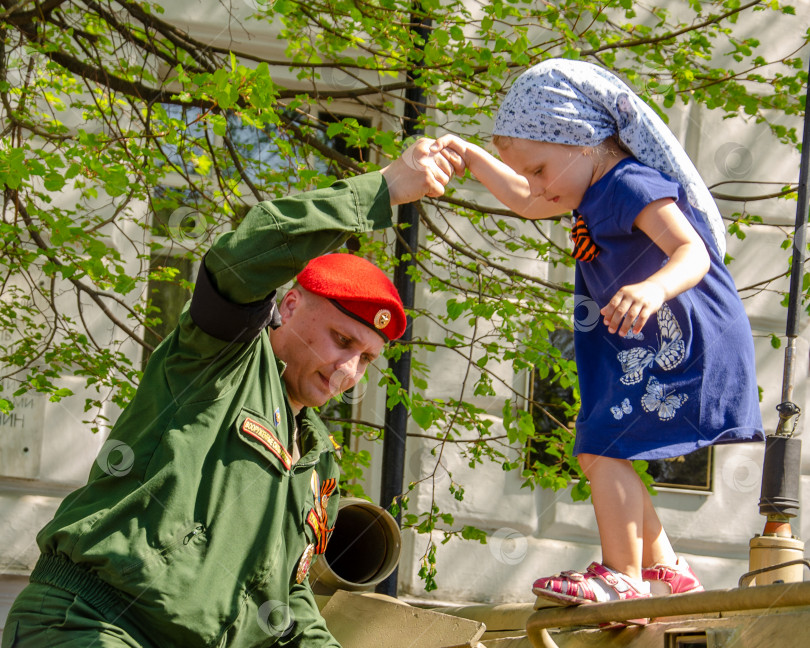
[434, 59, 764, 607]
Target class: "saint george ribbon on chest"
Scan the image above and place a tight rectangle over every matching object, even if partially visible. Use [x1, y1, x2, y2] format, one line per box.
[306, 472, 337, 554]
[570, 214, 600, 262]
[297, 472, 338, 583]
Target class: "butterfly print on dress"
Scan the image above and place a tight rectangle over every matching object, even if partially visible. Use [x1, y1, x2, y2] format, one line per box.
[617, 302, 685, 385]
[610, 398, 633, 420]
[641, 376, 688, 421]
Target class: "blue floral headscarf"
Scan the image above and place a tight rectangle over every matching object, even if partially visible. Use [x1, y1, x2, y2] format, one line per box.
[493, 58, 726, 256]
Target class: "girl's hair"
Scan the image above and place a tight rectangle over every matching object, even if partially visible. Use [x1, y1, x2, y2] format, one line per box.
[491, 133, 513, 149]
[608, 134, 632, 156]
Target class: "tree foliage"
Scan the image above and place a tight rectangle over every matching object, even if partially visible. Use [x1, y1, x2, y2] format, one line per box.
[0, 0, 807, 590]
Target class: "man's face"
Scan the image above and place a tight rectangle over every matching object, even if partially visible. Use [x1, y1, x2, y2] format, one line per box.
[270, 287, 385, 412]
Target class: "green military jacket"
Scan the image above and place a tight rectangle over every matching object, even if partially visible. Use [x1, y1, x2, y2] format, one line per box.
[33, 173, 393, 647]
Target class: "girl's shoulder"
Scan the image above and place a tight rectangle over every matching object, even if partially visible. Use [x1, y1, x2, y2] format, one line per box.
[580, 159, 684, 232]
[588, 158, 682, 207]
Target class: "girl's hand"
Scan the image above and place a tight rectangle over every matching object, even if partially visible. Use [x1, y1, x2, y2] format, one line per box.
[381, 137, 457, 203]
[431, 134, 546, 220]
[601, 280, 666, 336]
[431, 134, 471, 171]
[438, 146, 466, 177]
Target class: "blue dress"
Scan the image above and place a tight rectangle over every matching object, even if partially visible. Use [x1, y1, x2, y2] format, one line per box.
[572, 158, 764, 460]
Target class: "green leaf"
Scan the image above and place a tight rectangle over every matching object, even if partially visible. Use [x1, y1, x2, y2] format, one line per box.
[0, 148, 29, 189]
[461, 525, 488, 543]
[44, 173, 66, 191]
[411, 404, 437, 430]
[445, 298, 466, 320]
[209, 114, 227, 137]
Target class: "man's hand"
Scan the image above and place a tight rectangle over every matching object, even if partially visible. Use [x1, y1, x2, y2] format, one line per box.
[380, 137, 465, 205]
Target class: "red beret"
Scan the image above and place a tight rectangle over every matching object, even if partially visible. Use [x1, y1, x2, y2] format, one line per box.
[297, 254, 407, 341]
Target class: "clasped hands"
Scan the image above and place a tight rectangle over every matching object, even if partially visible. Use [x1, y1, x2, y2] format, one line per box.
[380, 137, 466, 206]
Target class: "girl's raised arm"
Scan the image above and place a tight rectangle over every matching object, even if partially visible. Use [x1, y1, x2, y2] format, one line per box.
[432, 134, 561, 220]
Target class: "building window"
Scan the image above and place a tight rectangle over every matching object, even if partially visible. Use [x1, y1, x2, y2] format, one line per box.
[645, 447, 713, 491]
[141, 187, 206, 367]
[526, 330, 579, 481]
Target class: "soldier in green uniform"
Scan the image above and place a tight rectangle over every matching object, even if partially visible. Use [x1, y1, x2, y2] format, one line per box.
[3, 138, 461, 648]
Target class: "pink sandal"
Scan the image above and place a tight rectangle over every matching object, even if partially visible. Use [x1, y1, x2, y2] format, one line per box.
[642, 557, 703, 596]
[533, 561, 651, 606]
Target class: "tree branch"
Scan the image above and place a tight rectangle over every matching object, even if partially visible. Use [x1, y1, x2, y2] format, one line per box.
[0, 0, 68, 22]
[9, 189, 154, 351]
[420, 206, 571, 293]
[584, 0, 762, 55]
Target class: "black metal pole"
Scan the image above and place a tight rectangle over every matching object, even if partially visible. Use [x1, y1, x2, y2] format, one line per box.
[377, 9, 431, 598]
[784, 62, 810, 343]
[757, 56, 810, 522]
[780, 54, 810, 405]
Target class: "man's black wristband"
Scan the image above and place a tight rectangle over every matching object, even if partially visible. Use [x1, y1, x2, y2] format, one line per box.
[189, 256, 280, 342]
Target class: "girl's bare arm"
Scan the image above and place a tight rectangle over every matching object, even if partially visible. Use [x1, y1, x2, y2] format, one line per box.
[432, 134, 561, 220]
[601, 198, 711, 336]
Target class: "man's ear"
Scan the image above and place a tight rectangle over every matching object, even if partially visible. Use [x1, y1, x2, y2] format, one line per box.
[278, 287, 303, 323]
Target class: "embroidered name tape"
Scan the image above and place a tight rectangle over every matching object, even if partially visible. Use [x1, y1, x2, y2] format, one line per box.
[241, 417, 292, 470]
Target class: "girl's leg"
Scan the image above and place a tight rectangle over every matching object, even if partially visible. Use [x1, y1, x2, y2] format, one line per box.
[535, 453, 699, 603]
[579, 454, 679, 574]
[578, 453, 647, 580]
[533, 454, 652, 606]
[640, 482, 677, 568]
[638, 481, 704, 595]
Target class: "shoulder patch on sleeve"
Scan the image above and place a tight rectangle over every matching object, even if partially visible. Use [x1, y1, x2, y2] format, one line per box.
[241, 417, 292, 470]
